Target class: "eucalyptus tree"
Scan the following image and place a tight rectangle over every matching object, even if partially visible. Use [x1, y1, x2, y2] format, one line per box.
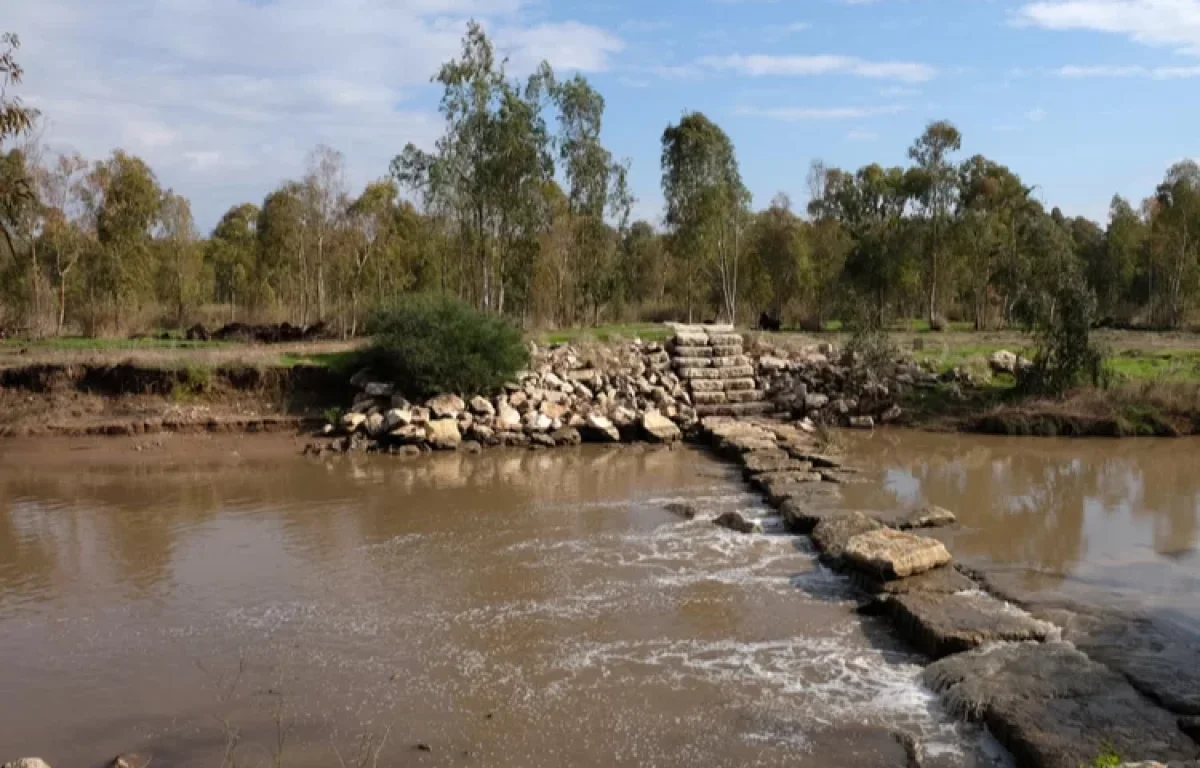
[82, 151, 162, 330]
[553, 73, 632, 324]
[805, 160, 850, 329]
[257, 182, 307, 319]
[1147, 160, 1200, 328]
[821, 164, 912, 327]
[1098, 195, 1145, 321]
[206, 202, 259, 320]
[661, 111, 749, 323]
[907, 120, 962, 327]
[302, 144, 347, 321]
[748, 193, 806, 320]
[0, 33, 37, 142]
[34, 152, 90, 332]
[956, 155, 1034, 329]
[393, 22, 553, 316]
[154, 190, 202, 326]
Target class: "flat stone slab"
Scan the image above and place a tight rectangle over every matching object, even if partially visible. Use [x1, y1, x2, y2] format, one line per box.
[740, 449, 813, 476]
[1033, 604, 1200, 718]
[757, 473, 829, 508]
[778, 491, 846, 531]
[924, 642, 1200, 768]
[865, 505, 957, 530]
[812, 511, 882, 559]
[884, 591, 1055, 659]
[856, 565, 978, 596]
[843, 528, 952, 580]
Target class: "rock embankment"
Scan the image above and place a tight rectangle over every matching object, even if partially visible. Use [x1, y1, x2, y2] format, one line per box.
[310, 338, 692, 456]
[691, 414, 1200, 768]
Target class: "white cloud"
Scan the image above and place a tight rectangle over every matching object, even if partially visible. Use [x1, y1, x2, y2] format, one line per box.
[7, 0, 623, 228]
[701, 54, 936, 82]
[1016, 0, 1200, 55]
[735, 104, 909, 121]
[1055, 63, 1200, 76]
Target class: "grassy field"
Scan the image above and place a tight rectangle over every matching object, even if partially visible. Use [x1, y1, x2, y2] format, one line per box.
[3, 323, 1198, 388]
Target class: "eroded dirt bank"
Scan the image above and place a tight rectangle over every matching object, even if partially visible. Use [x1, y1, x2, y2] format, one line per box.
[0, 363, 350, 437]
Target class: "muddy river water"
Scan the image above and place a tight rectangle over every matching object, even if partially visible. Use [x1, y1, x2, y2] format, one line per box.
[0, 432, 1197, 767]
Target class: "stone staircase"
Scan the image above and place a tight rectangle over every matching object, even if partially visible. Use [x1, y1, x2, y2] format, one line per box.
[668, 325, 773, 418]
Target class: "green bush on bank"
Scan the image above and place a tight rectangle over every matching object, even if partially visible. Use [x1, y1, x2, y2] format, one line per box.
[360, 295, 529, 399]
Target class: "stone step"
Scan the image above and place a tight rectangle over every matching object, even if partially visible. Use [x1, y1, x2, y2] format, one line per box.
[722, 378, 758, 392]
[708, 333, 743, 346]
[695, 401, 775, 418]
[670, 345, 713, 358]
[726, 389, 767, 404]
[681, 365, 755, 380]
[711, 355, 750, 368]
[689, 379, 726, 393]
[709, 345, 743, 357]
[692, 391, 728, 405]
[673, 356, 713, 369]
[672, 332, 709, 348]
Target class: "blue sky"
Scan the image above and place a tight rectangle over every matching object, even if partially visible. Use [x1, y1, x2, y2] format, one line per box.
[8, 0, 1200, 229]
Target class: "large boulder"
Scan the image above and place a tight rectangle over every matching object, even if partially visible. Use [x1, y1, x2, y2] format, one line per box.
[842, 528, 952, 580]
[3, 761, 52, 768]
[583, 414, 620, 443]
[641, 410, 681, 443]
[424, 419, 462, 450]
[988, 349, 1019, 375]
[383, 408, 412, 431]
[340, 412, 367, 433]
[469, 396, 495, 417]
[924, 643, 1200, 768]
[496, 403, 521, 431]
[427, 393, 465, 419]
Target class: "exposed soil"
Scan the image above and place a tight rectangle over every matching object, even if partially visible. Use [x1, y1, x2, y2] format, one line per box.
[0, 363, 351, 437]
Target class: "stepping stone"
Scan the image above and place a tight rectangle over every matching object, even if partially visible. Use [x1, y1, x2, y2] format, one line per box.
[842, 528, 952, 580]
[812, 511, 882, 560]
[865, 505, 958, 530]
[740, 449, 812, 476]
[778, 490, 846, 531]
[756, 472, 827, 507]
[924, 643, 1200, 768]
[856, 565, 978, 596]
[883, 591, 1055, 659]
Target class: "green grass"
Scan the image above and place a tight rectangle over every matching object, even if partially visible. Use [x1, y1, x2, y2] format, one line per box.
[1107, 348, 1200, 383]
[0, 336, 228, 352]
[534, 323, 674, 345]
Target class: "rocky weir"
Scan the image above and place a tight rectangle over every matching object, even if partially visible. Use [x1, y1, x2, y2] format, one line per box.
[297, 324, 1200, 768]
[692, 414, 1200, 768]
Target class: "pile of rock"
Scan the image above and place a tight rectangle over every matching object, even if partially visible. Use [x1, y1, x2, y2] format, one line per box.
[313, 340, 688, 455]
[752, 341, 937, 429]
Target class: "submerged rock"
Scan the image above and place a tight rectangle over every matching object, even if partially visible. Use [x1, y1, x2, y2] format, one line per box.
[842, 528, 952, 580]
[713, 510, 763, 534]
[664, 503, 698, 520]
[583, 414, 620, 443]
[883, 591, 1055, 659]
[924, 642, 1199, 768]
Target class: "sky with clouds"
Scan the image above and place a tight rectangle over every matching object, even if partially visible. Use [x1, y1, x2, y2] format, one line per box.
[7, 0, 1200, 229]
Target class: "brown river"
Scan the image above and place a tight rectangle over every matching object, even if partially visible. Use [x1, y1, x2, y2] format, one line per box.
[1, 432, 1197, 767]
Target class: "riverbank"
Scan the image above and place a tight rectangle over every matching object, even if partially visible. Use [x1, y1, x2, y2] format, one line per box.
[0, 323, 1198, 442]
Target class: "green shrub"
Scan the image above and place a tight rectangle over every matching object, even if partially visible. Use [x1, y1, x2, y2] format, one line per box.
[361, 295, 529, 399]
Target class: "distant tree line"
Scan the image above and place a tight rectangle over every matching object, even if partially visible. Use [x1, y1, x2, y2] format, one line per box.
[1, 26, 1199, 337]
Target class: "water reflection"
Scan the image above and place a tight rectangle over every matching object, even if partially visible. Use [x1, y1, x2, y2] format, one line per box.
[842, 431, 1200, 609]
